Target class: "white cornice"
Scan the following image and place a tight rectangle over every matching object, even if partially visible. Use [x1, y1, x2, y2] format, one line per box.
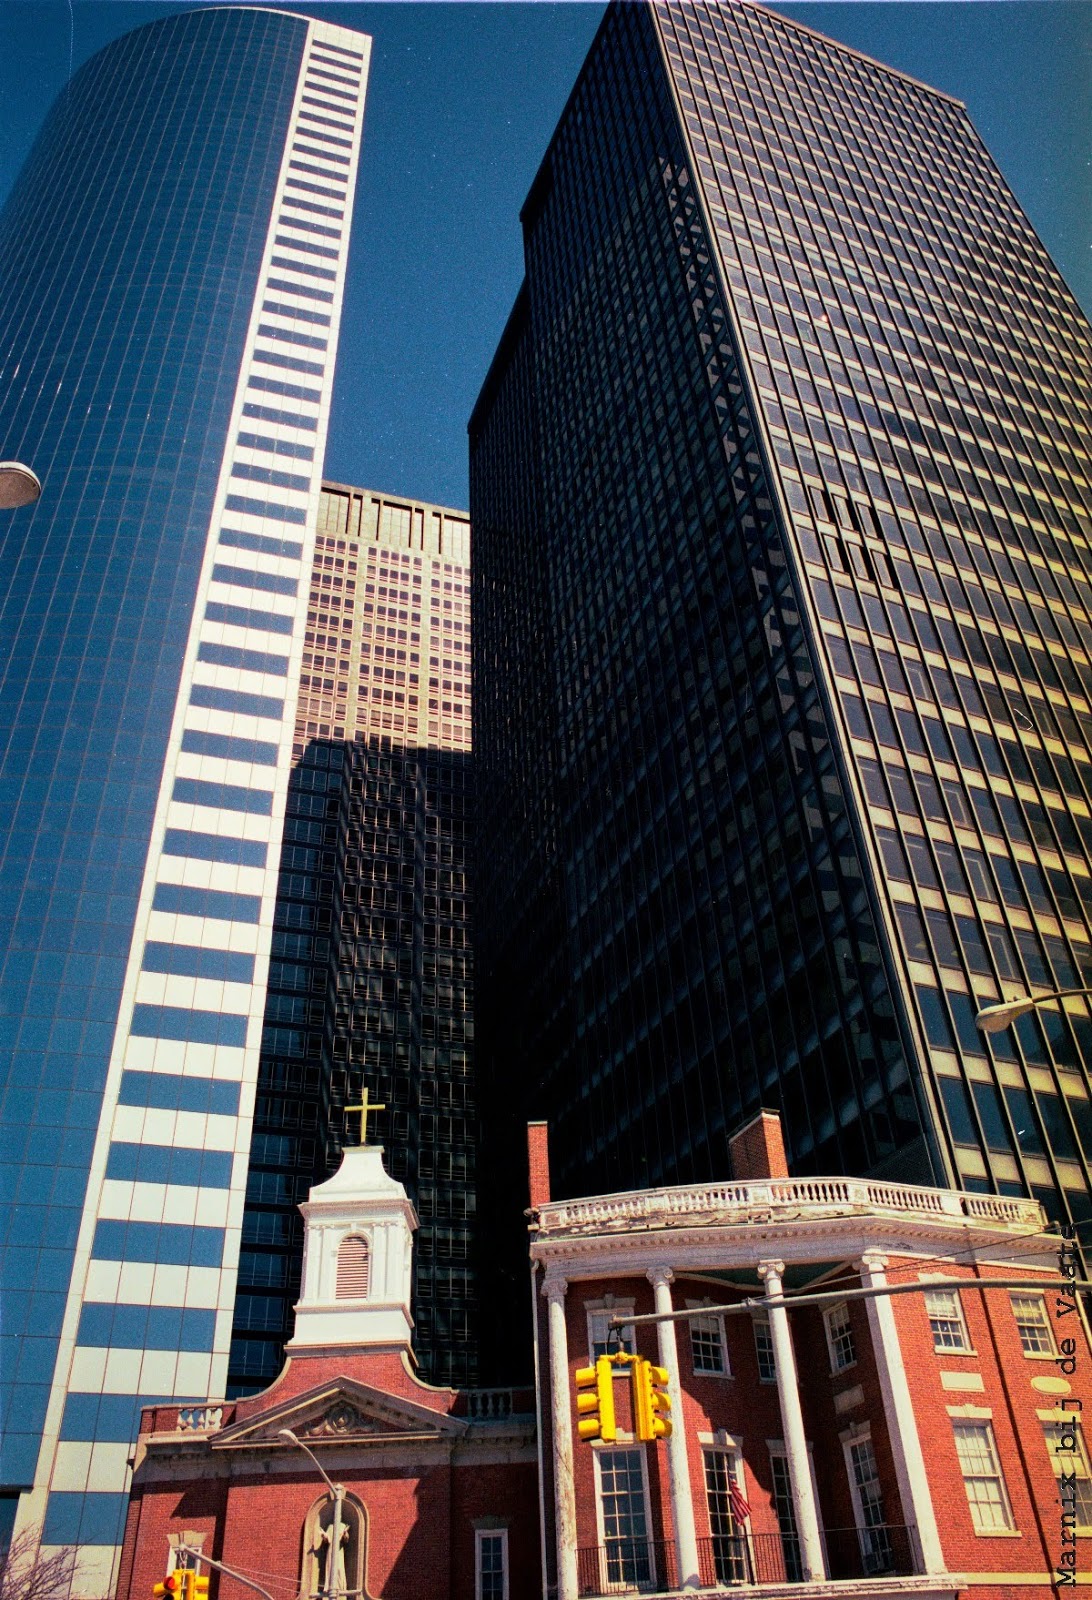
[529, 1176, 1053, 1282]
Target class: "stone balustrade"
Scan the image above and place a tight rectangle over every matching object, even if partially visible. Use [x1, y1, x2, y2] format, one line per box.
[176, 1406, 223, 1433]
[534, 1175, 1044, 1236]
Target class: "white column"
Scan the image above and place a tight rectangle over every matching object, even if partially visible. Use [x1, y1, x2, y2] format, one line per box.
[543, 1273, 579, 1600]
[858, 1252, 946, 1574]
[647, 1267, 701, 1591]
[758, 1259, 825, 1582]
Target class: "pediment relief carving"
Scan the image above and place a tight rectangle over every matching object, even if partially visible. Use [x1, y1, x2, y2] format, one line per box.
[301, 1402, 385, 1439]
[213, 1376, 467, 1450]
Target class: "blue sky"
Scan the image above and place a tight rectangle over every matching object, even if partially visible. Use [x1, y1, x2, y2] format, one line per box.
[1, 1, 1088, 511]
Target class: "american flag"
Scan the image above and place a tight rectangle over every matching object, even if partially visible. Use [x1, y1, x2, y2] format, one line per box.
[728, 1481, 752, 1525]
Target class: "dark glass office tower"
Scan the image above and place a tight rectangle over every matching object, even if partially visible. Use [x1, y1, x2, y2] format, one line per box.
[229, 484, 479, 1393]
[470, 0, 1092, 1356]
[0, 12, 369, 1581]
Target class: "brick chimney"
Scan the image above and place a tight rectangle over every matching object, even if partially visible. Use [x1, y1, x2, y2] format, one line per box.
[729, 1109, 789, 1180]
[527, 1121, 551, 1209]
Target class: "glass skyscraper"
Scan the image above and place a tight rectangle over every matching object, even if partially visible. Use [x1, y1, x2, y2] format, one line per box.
[228, 482, 479, 1394]
[469, 0, 1092, 1362]
[0, 11, 369, 1584]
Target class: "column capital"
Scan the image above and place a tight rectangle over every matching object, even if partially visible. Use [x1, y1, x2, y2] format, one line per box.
[646, 1264, 675, 1289]
[858, 1250, 889, 1279]
[757, 1258, 786, 1284]
[542, 1272, 568, 1305]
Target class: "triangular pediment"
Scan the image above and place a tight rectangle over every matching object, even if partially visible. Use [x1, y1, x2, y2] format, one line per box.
[212, 1376, 468, 1450]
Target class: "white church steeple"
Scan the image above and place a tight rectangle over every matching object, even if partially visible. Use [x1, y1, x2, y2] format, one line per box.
[287, 1131, 417, 1353]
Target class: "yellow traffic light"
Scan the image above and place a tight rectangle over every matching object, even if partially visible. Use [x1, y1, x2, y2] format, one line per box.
[192, 1576, 210, 1600]
[632, 1357, 672, 1441]
[574, 1354, 617, 1442]
[153, 1573, 185, 1600]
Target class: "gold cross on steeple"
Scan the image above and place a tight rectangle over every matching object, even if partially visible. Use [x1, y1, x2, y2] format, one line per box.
[345, 1087, 386, 1146]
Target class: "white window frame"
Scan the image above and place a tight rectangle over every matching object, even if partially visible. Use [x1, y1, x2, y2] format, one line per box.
[840, 1426, 894, 1572]
[593, 1444, 657, 1593]
[687, 1302, 731, 1377]
[752, 1313, 777, 1383]
[823, 1301, 857, 1373]
[950, 1416, 1015, 1534]
[923, 1286, 971, 1353]
[586, 1298, 636, 1367]
[474, 1527, 509, 1600]
[768, 1441, 823, 1581]
[702, 1439, 752, 1584]
[1010, 1291, 1056, 1358]
[1041, 1413, 1092, 1534]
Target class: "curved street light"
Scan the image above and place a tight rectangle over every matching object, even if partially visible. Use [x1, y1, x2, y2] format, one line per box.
[277, 1428, 346, 1600]
[975, 986, 1092, 1035]
[0, 461, 41, 509]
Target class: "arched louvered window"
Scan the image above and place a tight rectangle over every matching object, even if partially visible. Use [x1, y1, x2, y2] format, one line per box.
[336, 1234, 371, 1300]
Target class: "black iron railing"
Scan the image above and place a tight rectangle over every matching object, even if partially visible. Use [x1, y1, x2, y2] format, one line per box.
[576, 1538, 677, 1595]
[576, 1524, 916, 1594]
[822, 1522, 916, 1580]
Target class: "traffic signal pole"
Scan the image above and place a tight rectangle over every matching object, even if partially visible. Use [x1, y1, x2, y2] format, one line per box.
[178, 1548, 275, 1600]
[609, 1273, 1076, 1331]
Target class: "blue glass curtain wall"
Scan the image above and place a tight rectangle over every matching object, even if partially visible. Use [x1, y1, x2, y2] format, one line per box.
[0, 7, 307, 1490]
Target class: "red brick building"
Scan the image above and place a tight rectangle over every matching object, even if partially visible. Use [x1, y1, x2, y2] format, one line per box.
[115, 1146, 539, 1600]
[118, 1118, 1089, 1600]
[532, 1113, 1090, 1600]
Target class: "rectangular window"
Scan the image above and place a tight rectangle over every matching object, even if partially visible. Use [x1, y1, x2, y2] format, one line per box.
[1043, 1419, 1092, 1531]
[204, 600, 295, 634]
[703, 1447, 749, 1584]
[844, 1434, 893, 1573]
[189, 684, 284, 721]
[587, 1305, 635, 1360]
[171, 775, 275, 816]
[753, 1315, 776, 1381]
[142, 941, 255, 984]
[475, 1529, 508, 1600]
[596, 1448, 653, 1590]
[769, 1452, 803, 1582]
[1010, 1293, 1055, 1356]
[824, 1302, 857, 1371]
[952, 1420, 1014, 1532]
[924, 1288, 970, 1352]
[212, 560, 300, 594]
[179, 729, 279, 766]
[196, 641, 290, 677]
[690, 1313, 729, 1375]
[219, 526, 304, 561]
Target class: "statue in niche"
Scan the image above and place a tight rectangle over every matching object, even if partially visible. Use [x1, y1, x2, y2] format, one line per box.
[314, 1519, 349, 1596]
[299, 1493, 370, 1600]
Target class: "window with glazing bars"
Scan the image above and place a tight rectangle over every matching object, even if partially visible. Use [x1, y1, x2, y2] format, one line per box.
[924, 1288, 970, 1352]
[703, 1448, 749, 1584]
[1043, 1420, 1092, 1531]
[1010, 1293, 1054, 1356]
[824, 1302, 857, 1371]
[753, 1315, 776, 1381]
[952, 1420, 1014, 1532]
[596, 1448, 653, 1589]
[475, 1529, 508, 1600]
[845, 1436, 893, 1573]
[690, 1313, 729, 1374]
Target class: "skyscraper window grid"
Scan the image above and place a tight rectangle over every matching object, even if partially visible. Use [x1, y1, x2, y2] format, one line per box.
[229, 485, 479, 1393]
[0, 10, 369, 1583]
[470, 0, 1092, 1364]
[658, 0, 1092, 1221]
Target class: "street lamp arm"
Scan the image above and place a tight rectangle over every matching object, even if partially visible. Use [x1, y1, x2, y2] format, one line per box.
[181, 1548, 276, 1600]
[975, 985, 1092, 1034]
[278, 1427, 346, 1600]
[277, 1427, 339, 1495]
